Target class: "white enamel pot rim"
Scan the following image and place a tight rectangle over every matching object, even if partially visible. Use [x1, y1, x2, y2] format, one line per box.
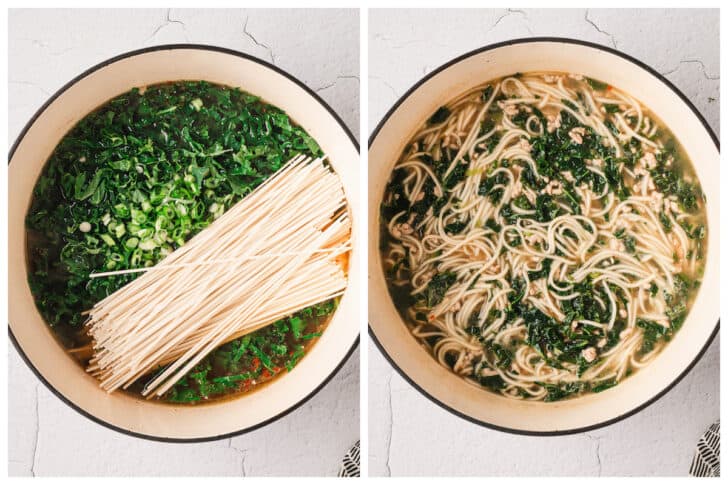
[368, 37, 719, 436]
[9, 44, 360, 442]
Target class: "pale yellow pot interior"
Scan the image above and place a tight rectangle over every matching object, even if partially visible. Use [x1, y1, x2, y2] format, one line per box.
[368, 41, 719, 433]
[9, 47, 360, 440]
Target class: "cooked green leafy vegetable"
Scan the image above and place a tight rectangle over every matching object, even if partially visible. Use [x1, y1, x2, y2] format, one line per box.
[162, 300, 337, 403]
[429, 106, 451, 125]
[421, 272, 457, 307]
[26, 81, 335, 403]
[381, 72, 707, 402]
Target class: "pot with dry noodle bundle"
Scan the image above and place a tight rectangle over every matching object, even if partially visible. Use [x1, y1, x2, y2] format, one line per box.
[9, 46, 360, 441]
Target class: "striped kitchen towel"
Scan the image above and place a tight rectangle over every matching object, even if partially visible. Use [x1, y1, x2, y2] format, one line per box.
[690, 421, 719, 477]
[338, 440, 360, 477]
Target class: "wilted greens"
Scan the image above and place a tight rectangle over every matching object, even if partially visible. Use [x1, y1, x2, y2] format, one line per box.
[381, 72, 707, 402]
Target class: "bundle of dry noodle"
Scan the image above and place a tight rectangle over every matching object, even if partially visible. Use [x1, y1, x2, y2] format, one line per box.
[86, 155, 350, 398]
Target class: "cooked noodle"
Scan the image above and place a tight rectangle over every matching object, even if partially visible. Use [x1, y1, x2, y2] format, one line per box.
[380, 72, 706, 401]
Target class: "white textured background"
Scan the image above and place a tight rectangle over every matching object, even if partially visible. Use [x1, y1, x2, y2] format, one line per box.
[9, 8, 360, 477]
[368, 8, 719, 477]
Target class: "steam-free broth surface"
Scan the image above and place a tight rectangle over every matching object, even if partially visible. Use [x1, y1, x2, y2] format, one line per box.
[380, 72, 706, 401]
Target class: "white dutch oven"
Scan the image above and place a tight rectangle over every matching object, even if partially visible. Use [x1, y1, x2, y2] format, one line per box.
[368, 38, 719, 434]
[9, 45, 360, 441]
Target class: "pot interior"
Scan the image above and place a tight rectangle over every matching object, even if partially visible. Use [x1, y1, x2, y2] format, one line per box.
[9, 47, 360, 440]
[368, 40, 719, 433]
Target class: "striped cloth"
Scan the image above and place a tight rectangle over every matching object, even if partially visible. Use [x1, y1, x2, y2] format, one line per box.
[690, 422, 720, 477]
[338, 441, 360, 477]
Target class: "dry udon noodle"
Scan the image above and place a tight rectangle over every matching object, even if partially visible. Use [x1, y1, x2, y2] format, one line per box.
[381, 72, 706, 401]
[86, 154, 350, 398]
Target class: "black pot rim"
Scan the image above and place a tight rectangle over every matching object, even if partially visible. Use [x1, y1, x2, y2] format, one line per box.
[9, 43, 360, 443]
[368, 36, 719, 437]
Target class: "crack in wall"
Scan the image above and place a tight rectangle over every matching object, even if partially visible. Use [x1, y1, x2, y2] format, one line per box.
[243, 17, 276, 64]
[491, 10, 510, 29]
[586, 433, 602, 476]
[584, 9, 617, 48]
[370, 75, 398, 99]
[384, 372, 393, 477]
[660, 59, 719, 80]
[30, 384, 40, 477]
[315, 75, 360, 93]
[148, 8, 188, 42]
[494, 8, 526, 27]
[227, 438, 248, 476]
[490, 8, 533, 35]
